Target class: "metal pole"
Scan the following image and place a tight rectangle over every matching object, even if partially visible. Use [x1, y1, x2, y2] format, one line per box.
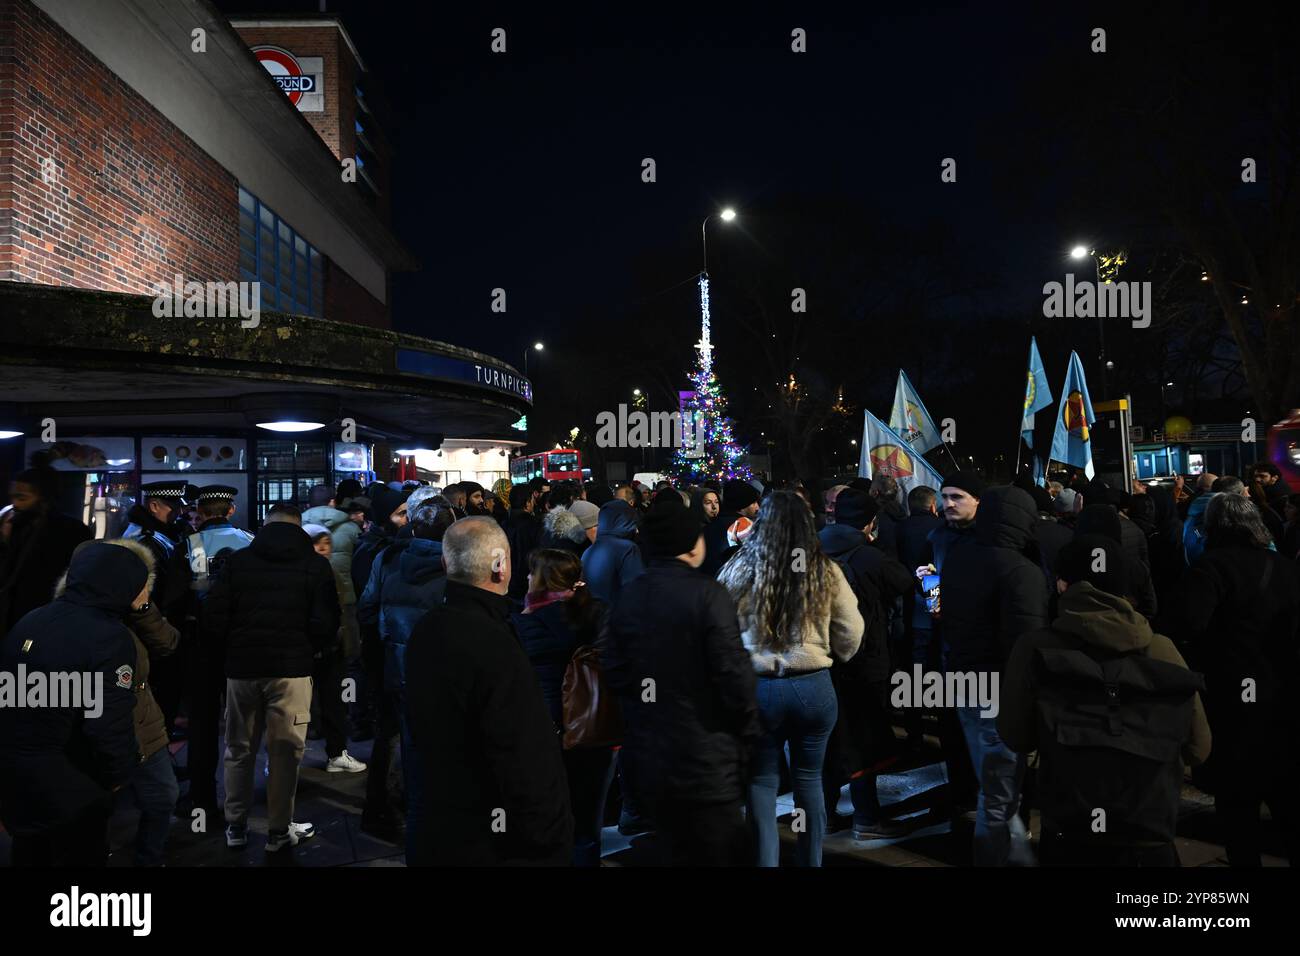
[701, 216, 710, 275]
[1095, 253, 1108, 399]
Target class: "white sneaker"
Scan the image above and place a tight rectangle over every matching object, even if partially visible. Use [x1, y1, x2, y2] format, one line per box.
[265, 821, 315, 853]
[225, 824, 248, 849]
[326, 750, 367, 773]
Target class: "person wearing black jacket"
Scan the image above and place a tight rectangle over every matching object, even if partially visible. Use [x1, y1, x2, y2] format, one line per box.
[406, 517, 573, 866]
[0, 459, 93, 639]
[202, 506, 340, 853]
[1181, 493, 1300, 866]
[818, 489, 915, 840]
[603, 494, 761, 865]
[506, 483, 544, 602]
[1076, 504, 1158, 620]
[940, 484, 1049, 866]
[0, 542, 143, 866]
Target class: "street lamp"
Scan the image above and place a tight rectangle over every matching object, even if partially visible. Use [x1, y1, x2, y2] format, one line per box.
[1069, 243, 1107, 398]
[523, 341, 543, 376]
[702, 207, 737, 275]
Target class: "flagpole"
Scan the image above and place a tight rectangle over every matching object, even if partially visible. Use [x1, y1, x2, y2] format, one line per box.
[942, 441, 961, 473]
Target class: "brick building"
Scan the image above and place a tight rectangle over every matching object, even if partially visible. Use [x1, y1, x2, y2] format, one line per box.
[0, 0, 529, 529]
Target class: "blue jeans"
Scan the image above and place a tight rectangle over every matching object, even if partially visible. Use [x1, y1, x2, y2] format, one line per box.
[126, 747, 179, 866]
[749, 669, 838, 867]
[956, 705, 1035, 866]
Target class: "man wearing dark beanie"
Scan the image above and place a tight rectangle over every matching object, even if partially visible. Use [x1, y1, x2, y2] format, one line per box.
[1075, 504, 1158, 619]
[601, 490, 760, 865]
[818, 487, 915, 838]
[701, 479, 762, 576]
[998, 533, 1211, 866]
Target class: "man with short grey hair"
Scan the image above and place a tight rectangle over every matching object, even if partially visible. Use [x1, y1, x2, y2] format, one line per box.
[404, 517, 571, 865]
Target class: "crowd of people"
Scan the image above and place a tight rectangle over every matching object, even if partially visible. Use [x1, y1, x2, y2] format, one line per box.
[0, 453, 1296, 867]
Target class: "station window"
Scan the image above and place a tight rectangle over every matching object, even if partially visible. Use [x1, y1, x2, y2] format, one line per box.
[238, 186, 324, 318]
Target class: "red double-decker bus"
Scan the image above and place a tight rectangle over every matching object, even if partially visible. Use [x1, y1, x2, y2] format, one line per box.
[510, 448, 582, 484]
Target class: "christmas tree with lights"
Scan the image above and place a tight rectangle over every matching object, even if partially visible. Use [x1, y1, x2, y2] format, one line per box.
[666, 275, 752, 484]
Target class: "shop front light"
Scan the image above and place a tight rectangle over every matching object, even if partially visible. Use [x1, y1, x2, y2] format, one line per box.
[255, 421, 326, 432]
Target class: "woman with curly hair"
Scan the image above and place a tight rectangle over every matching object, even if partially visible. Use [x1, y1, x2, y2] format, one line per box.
[718, 490, 863, 866]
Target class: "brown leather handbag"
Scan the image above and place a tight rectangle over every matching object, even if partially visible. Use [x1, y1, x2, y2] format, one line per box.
[561, 644, 623, 749]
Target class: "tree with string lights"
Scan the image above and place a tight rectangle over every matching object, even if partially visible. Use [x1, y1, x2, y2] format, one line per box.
[666, 274, 752, 484]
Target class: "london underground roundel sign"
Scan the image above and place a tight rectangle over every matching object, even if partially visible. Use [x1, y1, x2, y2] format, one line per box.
[252, 46, 316, 106]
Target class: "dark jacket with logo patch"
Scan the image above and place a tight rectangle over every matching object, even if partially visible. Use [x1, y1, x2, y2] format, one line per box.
[0, 544, 141, 836]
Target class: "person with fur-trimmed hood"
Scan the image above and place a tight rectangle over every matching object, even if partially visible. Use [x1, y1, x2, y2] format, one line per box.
[540, 504, 590, 557]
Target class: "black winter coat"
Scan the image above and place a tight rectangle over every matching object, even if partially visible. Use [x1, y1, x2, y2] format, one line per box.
[202, 521, 340, 680]
[0, 544, 141, 836]
[1181, 544, 1300, 746]
[506, 509, 543, 601]
[701, 509, 744, 577]
[406, 581, 573, 866]
[601, 557, 760, 806]
[0, 507, 93, 637]
[941, 487, 1051, 672]
[818, 523, 913, 684]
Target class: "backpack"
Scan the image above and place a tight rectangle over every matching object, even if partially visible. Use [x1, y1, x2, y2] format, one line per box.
[1033, 644, 1204, 846]
[561, 645, 623, 749]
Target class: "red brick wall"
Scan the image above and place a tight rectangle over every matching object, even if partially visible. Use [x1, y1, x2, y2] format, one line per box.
[0, 0, 237, 291]
[325, 256, 388, 329]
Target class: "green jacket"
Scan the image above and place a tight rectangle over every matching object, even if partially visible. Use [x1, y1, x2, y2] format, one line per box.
[998, 581, 1212, 767]
[302, 505, 361, 605]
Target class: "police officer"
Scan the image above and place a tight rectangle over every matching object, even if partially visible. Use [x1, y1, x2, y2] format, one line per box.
[182, 485, 253, 821]
[123, 480, 195, 736]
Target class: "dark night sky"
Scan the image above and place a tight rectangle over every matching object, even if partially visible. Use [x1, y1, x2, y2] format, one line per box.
[213, 1, 1235, 470]
[217, 1, 1104, 351]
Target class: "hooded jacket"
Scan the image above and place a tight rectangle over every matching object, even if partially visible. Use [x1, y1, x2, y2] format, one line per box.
[940, 486, 1050, 672]
[0, 543, 142, 835]
[53, 539, 179, 763]
[201, 521, 340, 680]
[999, 581, 1211, 767]
[359, 536, 448, 694]
[301, 504, 361, 605]
[602, 557, 761, 805]
[540, 507, 589, 557]
[580, 500, 645, 606]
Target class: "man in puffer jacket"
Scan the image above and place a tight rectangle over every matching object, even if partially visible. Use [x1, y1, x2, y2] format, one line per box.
[202, 506, 339, 853]
[940, 485, 1050, 866]
[581, 499, 645, 605]
[358, 499, 453, 849]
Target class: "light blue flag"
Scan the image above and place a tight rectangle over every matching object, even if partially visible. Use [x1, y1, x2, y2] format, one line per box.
[1033, 454, 1046, 487]
[1049, 351, 1097, 478]
[860, 410, 944, 496]
[889, 370, 943, 454]
[1021, 337, 1053, 447]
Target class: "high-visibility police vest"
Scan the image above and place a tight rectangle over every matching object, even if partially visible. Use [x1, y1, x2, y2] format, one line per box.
[186, 523, 253, 594]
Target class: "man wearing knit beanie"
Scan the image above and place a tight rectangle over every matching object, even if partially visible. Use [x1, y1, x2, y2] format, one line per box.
[601, 490, 759, 865]
[567, 499, 600, 545]
[701, 479, 762, 576]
